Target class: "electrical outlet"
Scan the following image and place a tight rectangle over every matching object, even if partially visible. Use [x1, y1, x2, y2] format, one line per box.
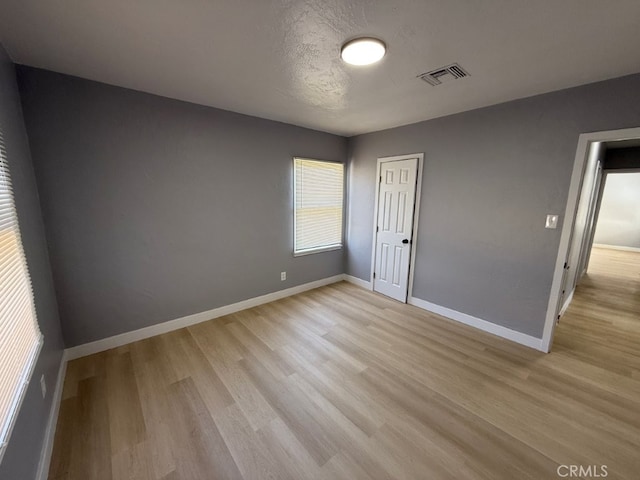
[40, 374, 46, 399]
[281, 271, 286, 281]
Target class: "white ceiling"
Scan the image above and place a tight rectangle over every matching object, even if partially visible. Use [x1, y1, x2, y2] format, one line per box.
[1, 1, 640, 136]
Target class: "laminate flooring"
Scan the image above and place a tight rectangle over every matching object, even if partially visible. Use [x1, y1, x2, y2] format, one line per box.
[48, 247, 640, 479]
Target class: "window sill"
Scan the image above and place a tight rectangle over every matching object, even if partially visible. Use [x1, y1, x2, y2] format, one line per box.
[293, 245, 343, 257]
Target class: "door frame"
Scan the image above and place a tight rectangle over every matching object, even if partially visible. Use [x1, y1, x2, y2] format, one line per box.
[369, 153, 424, 301]
[577, 165, 606, 281]
[572, 151, 604, 290]
[541, 126, 640, 352]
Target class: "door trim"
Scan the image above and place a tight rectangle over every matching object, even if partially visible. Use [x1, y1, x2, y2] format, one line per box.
[541, 126, 640, 353]
[369, 153, 424, 301]
[579, 168, 607, 280]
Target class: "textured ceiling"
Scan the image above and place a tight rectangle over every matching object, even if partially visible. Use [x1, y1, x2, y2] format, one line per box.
[1, 0, 640, 136]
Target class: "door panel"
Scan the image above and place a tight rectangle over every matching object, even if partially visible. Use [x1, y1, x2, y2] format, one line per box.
[392, 246, 403, 286]
[373, 158, 418, 302]
[379, 243, 389, 281]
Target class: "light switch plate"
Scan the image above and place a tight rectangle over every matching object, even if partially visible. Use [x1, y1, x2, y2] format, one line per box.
[545, 214, 559, 229]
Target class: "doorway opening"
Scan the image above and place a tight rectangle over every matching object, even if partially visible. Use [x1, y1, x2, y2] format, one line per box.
[543, 128, 640, 352]
[370, 153, 423, 302]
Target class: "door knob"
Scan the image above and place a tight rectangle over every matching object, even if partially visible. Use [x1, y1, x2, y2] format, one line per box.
[402, 239, 409, 244]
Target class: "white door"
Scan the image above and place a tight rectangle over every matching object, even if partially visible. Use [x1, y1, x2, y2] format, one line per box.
[373, 157, 419, 302]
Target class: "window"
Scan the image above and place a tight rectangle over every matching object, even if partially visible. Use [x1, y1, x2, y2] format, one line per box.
[0, 130, 42, 463]
[293, 158, 344, 255]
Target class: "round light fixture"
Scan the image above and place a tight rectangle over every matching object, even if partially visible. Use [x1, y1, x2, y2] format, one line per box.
[340, 37, 386, 66]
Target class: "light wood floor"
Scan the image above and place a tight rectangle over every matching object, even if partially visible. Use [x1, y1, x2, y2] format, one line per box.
[49, 248, 640, 480]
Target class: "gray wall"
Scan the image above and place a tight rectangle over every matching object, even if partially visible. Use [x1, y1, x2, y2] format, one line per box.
[17, 66, 347, 347]
[346, 73, 640, 338]
[593, 172, 640, 249]
[0, 48, 64, 480]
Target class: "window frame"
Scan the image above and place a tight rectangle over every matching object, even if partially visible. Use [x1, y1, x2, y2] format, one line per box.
[292, 157, 345, 257]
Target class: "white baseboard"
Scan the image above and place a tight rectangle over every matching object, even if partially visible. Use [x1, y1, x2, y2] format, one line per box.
[343, 274, 372, 290]
[35, 355, 67, 480]
[65, 274, 345, 361]
[36, 274, 345, 477]
[408, 296, 545, 352]
[592, 243, 640, 253]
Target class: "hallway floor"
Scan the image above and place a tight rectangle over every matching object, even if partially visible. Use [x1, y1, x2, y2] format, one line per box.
[554, 246, 640, 377]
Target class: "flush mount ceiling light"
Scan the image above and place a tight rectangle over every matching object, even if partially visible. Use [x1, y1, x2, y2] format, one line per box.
[340, 37, 386, 66]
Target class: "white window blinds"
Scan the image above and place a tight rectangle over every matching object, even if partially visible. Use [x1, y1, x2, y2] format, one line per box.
[0, 130, 42, 462]
[294, 158, 344, 255]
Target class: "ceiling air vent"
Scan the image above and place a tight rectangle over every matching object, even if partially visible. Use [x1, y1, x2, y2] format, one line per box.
[418, 63, 470, 86]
